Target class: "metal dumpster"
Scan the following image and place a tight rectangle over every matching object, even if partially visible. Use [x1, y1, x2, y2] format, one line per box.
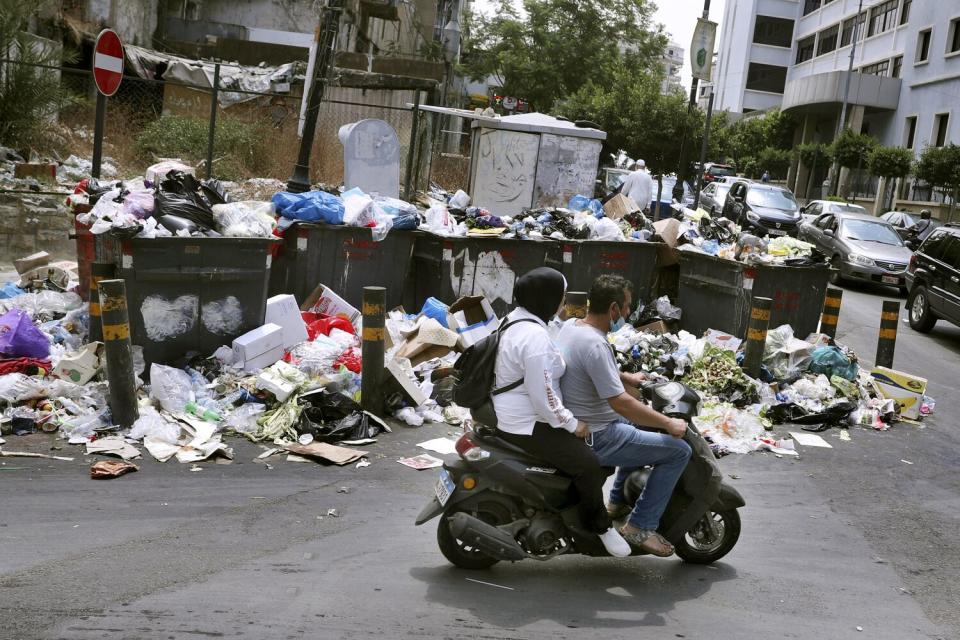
[72, 211, 119, 302]
[558, 240, 665, 305]
[411, 235, 563, 317]
[269, 223, 418, 311]
[117, 237, 277, 367]
[678, 251, 830, 339]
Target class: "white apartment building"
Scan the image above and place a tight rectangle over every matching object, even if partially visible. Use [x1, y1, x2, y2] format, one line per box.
[715, 0, 960, 205]
[662, 41, 686, 94]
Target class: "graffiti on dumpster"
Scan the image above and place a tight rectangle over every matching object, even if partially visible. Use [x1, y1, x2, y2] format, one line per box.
[141, 295, 199, 342]
[201, 296, 244, 335]
[449, 249, 515, 307]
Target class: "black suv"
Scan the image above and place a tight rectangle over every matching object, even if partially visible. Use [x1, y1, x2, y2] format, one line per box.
[906, 224, 960, 332]
[721, 181, 801, 237]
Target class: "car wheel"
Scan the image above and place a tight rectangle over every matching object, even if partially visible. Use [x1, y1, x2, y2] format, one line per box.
[908, 286, 938, 333]
[829, 255, 844, 285]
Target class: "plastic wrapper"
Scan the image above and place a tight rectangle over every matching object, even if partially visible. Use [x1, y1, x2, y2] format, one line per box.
[693, 401, 769, 455]
[128, 406, 181, 443]
[655, 296, 682, 321]
[449, 190, 470, 209]
[808, 346, 858, 381]
[2, 291, 83, 320]
[211, 201, 276, 238]
[123, 190, 155, 219]
[148, 363, 194, 413]
[272, 190, 345, 224]
[223, 403, 266, 434]
[286, 336, 345, 376]
[763, 324, 814, 380]
[421, 204, 457, 236]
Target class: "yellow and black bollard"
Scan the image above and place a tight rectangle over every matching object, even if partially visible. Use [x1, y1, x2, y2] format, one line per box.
[561, 291, 588, 320]
[742, 296, 772, 379]
[88, 262, 115, 343]
[361, 286, 386, 415]
[97, 279, 139, 428]
[876, 300, 900, 369]
[819, 287, 843, 340]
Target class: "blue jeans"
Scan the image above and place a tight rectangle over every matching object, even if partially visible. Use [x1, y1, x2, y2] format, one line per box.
[589, 421, 691, 530]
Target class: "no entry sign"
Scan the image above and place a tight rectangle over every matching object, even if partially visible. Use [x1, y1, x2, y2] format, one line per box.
[93, 29, 124, 97]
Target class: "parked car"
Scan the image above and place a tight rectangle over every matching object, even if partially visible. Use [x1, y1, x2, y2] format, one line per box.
[800, 200, 868, 226]
[722, 181, 801, 237]
[905, 224, 960, 332]
[697, 181, 732, 216]
[595, 167, 630, 199]
[798, 211, 913, 292]
[653, 175, 695, 214]
[702, 162, 734, 185]
[879, 210, 943, 244]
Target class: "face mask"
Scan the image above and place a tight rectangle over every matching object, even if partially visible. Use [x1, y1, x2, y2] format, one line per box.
[610, 305, 625, 333]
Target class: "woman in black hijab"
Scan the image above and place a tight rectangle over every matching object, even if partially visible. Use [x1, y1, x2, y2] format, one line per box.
[490, 267, 630, 557]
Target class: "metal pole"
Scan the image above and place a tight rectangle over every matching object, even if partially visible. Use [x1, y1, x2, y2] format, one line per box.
[205, 63, 220, 179]
[819, 287, 843, 340]
[88, 261, 115, 343]
[287, 0, 344, 193]
[97, 279, 139, 428]
[876, 300, 899, 369]
[91, 92, 106, 179]
[361, 286, 386, 415]
[831, 0, 864, 195]
[673, 0, 712, 203]
[404, 91, 422, 200]
[743, 296, 772, 378]
[693, 88, 715, 208]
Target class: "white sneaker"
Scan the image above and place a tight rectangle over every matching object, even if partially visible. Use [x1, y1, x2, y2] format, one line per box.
[598, 527, 631, 557]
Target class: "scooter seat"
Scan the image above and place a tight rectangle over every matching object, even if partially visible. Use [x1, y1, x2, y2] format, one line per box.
[474, 428, 615, 478]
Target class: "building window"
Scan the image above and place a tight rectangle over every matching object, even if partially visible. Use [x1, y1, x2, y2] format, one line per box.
[916, 28, 932, 63]
[817, 24, 839, 56]
[841, 13, 867, 47]
[949, 18, 960, 54]
[753, 15, 794, 47]
[905, 116, 917, 149]
[892, 55, 903, 77]
[796, 36, 815, 63]
[868, 0, 899, 37]
[900, 0, 912, 26]
[861, 60, 890, 76]
[746, 63, 788, 93]
[803, 0, 821, 16]
[934, 113, 950, 147]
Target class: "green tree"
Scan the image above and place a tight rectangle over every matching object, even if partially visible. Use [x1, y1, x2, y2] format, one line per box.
[830, 128, 877, 169]
[914, 144, 960, 221]
[462, 0, 665, 112]
[0, 0, 80, 148]
[726, 108, 796, 169]
[758, 147, 791, 180]
[867, 146, 914, 210]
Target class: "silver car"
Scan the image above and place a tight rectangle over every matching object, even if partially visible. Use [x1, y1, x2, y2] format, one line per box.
[697, 181, 732, 216]
[799, 200, 868, 226]
[798, 211, 913, 292]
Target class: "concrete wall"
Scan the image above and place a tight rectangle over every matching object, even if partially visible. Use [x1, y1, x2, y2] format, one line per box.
[86, 0, 159, 47]
[0, 194, 74, 262]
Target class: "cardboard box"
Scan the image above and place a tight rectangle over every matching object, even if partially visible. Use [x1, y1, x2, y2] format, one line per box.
[652, 218, 683, 266]
[637, 320, 669, 335]
[871, 366, 927, 420]
[603, 193, 640, 221]
[256, 361, 304, 402]
[386, 359, 427, 406]
[447, 296, 498, 349]
[301, 284, 361, 330]
[14, 251, 50, 275]
[232, 323, 284, 372]
[52, 342, 102, 384]
[265, 294, 309, 348]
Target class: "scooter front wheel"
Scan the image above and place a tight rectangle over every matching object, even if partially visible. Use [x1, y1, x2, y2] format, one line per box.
[674, 509, 741, 564]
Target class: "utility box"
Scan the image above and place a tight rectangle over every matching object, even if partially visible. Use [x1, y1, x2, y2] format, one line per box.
[468, 113, 606, 217]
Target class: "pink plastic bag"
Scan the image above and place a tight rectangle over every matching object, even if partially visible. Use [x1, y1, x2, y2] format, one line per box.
[0, 309, 51, 359]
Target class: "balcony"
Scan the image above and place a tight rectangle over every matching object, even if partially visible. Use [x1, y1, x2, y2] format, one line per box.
[782, 70, 901, 113]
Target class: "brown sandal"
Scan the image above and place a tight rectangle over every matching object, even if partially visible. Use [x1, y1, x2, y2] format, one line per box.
[620, 528, 674, 557]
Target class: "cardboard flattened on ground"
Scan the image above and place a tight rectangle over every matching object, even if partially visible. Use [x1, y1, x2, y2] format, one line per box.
[282, 442, 369, 465]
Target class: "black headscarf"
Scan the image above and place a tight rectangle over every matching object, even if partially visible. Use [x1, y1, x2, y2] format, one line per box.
[514, 267, 566, 323]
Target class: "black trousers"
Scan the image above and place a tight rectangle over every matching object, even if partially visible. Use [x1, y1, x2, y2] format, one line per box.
[498, 422, 612, 534]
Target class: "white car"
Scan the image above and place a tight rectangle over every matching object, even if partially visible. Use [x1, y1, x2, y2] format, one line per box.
[799, 200, 868, 226]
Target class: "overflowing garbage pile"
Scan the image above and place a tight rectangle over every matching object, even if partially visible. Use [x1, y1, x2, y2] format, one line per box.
[609, 319, 933, 457]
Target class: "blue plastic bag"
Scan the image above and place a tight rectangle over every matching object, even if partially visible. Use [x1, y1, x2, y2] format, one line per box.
[808, 346, 858, 381]
[391, 213, 419, 230]
[0, 282, 25, 299]
[272, 190, 345, 224]
[567, 194, 604, 217]
[420, 297, 450, 328]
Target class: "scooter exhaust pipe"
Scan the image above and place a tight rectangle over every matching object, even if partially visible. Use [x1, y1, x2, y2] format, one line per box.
[447, 512, 527, 561]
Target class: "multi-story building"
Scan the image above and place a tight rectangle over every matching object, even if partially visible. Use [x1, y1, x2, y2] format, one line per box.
[715, 0, 960, 208]
[661, 41, 685, 95]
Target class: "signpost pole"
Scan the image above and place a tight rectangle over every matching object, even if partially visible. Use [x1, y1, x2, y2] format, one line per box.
[91, 93, 106, 179]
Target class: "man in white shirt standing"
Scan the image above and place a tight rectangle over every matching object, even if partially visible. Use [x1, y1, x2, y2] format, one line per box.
[620, 160, 653, 214]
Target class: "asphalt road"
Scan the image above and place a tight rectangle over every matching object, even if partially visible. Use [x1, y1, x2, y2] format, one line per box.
[1, 281, 958, 639]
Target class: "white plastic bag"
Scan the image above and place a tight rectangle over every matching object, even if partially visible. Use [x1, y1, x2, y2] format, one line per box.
[211, 201, 276, 238]
[590, 217, 623, 241]
[224, 403, 266, 434]
[128, 406, 181, 443]
[342, 188, 377, 227]
[148, 363, 194, 413]
[449, 190, 470, 209]
[421, 204, 457, 236]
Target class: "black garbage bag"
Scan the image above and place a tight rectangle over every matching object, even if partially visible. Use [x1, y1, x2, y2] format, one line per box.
[154, 187, 215, 230]
[431, 375, 457, 407]
[296, 389, 386, 442]
[201, 178, 229, 206]
[769, 400, 857, 431]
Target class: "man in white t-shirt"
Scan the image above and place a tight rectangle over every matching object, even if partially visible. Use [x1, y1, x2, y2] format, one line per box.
[620, 160, 653, 213]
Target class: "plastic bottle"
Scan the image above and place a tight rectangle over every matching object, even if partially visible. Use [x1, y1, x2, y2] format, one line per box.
[185, 401, 221, 422]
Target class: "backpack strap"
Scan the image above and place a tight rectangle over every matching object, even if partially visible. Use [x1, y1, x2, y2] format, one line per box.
[490, 317, 540, 396]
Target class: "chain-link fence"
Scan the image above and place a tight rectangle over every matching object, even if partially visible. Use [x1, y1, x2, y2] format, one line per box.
[1, 57, 435, 193]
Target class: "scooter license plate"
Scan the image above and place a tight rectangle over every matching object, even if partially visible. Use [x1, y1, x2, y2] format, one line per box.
[435, 468, 456, 506]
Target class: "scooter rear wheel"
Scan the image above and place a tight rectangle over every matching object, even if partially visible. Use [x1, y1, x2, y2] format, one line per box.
[436, 503, 509, 570]
[674, 509, 740, 564]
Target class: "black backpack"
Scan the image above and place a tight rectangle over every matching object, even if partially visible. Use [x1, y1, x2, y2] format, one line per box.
[452, 318, 537, 426]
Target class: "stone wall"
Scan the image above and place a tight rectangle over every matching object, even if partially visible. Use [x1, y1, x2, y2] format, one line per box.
[0, 193, 75, 263]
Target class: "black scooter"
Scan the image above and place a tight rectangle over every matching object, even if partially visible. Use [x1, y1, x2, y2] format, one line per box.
[415, 381, 745, 569]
